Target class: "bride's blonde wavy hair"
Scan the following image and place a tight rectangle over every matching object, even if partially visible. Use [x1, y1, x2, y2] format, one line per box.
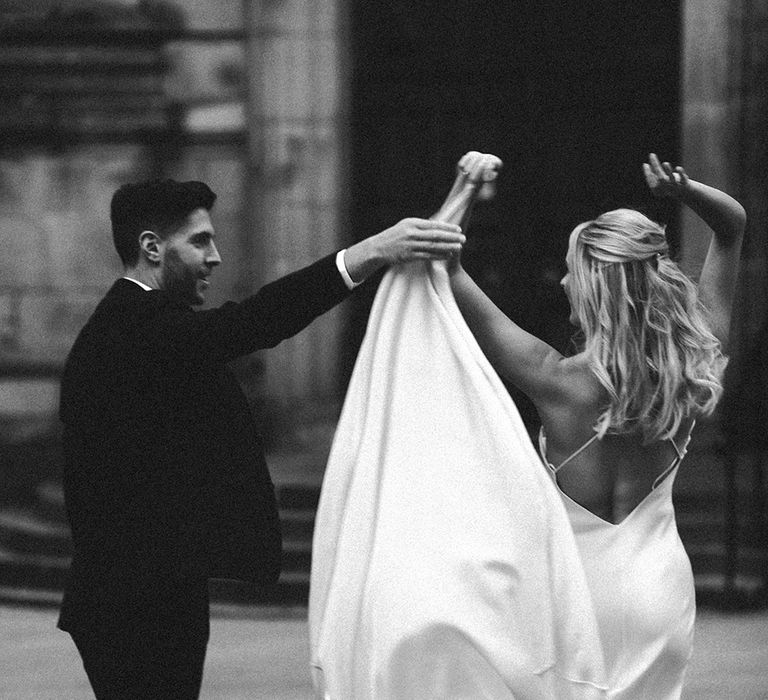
[567, 208, 725, 442]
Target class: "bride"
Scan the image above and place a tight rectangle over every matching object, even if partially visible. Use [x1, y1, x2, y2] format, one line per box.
[447, 151, 743, 698]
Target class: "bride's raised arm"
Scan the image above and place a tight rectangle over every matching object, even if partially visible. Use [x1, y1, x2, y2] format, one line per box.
[443, 152, 573, 407]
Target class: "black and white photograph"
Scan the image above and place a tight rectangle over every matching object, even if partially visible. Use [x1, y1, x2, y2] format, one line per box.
[1, 1, 766, 698]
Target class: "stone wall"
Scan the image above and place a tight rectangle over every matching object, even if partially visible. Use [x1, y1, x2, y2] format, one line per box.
[0, 0, 351, 448]
[0, 146, 142, 441]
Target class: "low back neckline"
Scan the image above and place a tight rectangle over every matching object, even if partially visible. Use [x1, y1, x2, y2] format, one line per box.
[537, 425, 694, 526]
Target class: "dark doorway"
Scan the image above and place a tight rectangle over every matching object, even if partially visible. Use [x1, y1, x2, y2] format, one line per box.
[346, 0, 681, 426]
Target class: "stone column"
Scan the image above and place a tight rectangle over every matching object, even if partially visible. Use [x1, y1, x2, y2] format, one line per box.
[681, 0, 740, 276]
[681, 0, 768, 343]
[732, 0, 768, 341]
[682, 2, 768, 597]
[242, 0, 349, 441]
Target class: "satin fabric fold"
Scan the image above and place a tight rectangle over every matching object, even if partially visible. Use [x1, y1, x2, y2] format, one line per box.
[309, 261, 607, 699]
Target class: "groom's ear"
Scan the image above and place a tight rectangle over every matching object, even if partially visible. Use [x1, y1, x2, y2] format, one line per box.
[138, 230, 162, 264]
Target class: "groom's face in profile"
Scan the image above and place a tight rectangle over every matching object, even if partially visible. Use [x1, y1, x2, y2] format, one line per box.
[158, 207, 222, 306]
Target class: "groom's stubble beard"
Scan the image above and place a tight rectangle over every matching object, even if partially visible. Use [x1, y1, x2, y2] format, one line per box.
[161, 246, 206, 306]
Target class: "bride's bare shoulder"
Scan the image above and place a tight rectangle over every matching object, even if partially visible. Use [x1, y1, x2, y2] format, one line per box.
[535, 353, 606, 422]
[556, 353, 603, 397]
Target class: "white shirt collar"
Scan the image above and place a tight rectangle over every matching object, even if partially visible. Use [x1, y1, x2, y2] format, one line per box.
[122, 276, 154, 292]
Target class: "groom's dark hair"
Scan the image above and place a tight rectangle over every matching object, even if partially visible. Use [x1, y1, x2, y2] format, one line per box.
[110, 179, 217, 266]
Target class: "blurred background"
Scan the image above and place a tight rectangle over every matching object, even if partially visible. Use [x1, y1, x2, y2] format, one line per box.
[0, 0, 765, 612]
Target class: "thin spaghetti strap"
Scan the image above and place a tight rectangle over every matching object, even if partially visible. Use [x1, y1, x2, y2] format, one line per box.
[672, 419, 697, 460]
[651, 459, 679, 491]
[652, 420, 697, 490]
[549, 432, 600, 474]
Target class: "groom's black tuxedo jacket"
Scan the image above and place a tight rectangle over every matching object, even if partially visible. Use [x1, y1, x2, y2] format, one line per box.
[58, 254, 351, 633]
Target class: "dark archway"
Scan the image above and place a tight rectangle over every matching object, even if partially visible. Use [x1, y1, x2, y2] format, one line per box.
[347, 0, 681, 427]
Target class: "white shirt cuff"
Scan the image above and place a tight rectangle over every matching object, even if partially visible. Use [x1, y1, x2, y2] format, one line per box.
[336, 249, 361, 290]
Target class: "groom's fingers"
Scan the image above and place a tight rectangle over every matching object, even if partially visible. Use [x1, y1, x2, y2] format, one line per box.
[402, 234, 465, 257]
[415, 220, 463, 233]
[411, 239, 465, 256]
[406, 249, 460, 260]
[411, 222, 465, 245]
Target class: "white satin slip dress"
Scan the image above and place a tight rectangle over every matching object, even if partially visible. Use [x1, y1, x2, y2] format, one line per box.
[538, 429, 696, 700]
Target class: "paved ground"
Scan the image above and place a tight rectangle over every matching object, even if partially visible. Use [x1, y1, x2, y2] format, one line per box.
[1, 601, 767, 699]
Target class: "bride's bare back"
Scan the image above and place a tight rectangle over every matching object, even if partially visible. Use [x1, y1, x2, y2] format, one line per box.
[537, 357, 697, 524]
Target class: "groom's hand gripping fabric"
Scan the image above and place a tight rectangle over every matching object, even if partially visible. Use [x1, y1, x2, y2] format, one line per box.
[343, 218, 466, 284]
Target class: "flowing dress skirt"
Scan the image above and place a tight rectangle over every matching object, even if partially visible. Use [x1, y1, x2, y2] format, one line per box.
[309, 261, 607, 699]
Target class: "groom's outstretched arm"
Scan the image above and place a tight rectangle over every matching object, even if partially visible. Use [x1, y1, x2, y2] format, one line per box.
[137, 217, 465, 364]
[344, 217, 465, 284]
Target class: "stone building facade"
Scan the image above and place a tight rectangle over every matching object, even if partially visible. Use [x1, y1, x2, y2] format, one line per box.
[0, 0, 766, 452]
[0, 0, 349, 447]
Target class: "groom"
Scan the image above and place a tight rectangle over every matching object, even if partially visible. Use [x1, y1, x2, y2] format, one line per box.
[58, 177, 464, 699]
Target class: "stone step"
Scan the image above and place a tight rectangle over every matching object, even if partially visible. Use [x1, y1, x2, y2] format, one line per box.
[0, 509, 314, 572]
[33, 480, 66, 521]
[0, 545, 69, 592]
[33, 480, 320, 538]
[1, 530, 764, 610]
[2, 498, 759, 569]
[0, 507, 72, 558]
[692, 572, 768, 610]
[277, 484, 320, 511]
[0, 499, 316, 540]
[208, 572, 309, 606]
[687, 542, 767, 580]
[0, 478, 319, 606]
[0, 547, 311, 607]
[677, 512, 727, 547]
[34, 478, 740, 519]
[5, 574, 762, 611]
[281, 540, 312, 573]
[0, 508, 317, 550]
[280, 509, 315, 541]
[3, 474, 764, 609]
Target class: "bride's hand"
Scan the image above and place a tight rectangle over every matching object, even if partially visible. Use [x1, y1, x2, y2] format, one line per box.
[435, 151, 503, 225]
[445, 248, 462, 276]
[643, 152, 690, 200]
[457, 151, 503, 200]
